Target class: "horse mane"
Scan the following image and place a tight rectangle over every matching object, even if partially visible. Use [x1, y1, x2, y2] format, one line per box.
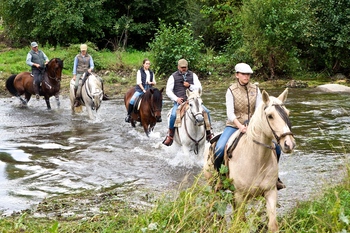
[144, 88, 162, 105]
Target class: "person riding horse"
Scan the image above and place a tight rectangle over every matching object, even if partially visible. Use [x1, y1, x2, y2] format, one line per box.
[26, 42, 49, 100]
[72, 44, 95, 107]
[162, 59, 214, 146]
[125, 58, 156, 123]
[213, 63, 285, 190]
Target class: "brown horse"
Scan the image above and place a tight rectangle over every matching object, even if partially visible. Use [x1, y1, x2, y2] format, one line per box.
[6, 58, 64, 109]
[124, 87, 164, 136]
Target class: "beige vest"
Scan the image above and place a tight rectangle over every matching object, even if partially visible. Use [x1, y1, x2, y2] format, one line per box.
[226, 82, 258, 128]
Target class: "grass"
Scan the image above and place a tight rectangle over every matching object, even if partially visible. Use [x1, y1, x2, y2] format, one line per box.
[0, 166, 350, 232]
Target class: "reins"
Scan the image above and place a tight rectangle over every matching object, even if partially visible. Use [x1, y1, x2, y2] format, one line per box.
[183, 99, 205, 154]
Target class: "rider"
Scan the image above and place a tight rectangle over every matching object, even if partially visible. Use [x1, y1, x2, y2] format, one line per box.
[72, 44, 95, 107]
[26, 42, 49, 100]
[125, 58, 156, 123]
[213, 62, 285, 190]
[162, 58, 214, 146]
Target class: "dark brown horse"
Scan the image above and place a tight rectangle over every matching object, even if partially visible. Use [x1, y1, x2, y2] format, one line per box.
[6, 58, 64, 109]
[124, 87, 164, 136]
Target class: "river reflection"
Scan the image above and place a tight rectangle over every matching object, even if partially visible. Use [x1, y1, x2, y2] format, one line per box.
[0, 87, 349, 216]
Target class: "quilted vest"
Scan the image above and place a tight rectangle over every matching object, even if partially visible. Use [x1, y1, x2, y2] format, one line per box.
[226, 82, 258, 128]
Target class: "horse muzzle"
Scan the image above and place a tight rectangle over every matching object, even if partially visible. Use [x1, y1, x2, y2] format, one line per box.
[280, 135, 296, 153]
[156, 116, 162, 122]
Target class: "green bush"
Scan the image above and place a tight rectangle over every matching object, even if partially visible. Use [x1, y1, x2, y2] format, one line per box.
[148, 22, 204, 78]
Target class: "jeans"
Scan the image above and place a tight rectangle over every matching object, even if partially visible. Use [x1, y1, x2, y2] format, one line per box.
[168, 102, 211, 129]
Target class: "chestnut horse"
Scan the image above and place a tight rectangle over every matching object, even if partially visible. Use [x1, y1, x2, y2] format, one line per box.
[124, 87, 164, 136]
[203, 88, 296, 232]
[6, 58, 64, 109]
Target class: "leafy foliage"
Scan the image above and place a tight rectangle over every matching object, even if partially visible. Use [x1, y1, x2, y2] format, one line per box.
[148, 22, 204, 78]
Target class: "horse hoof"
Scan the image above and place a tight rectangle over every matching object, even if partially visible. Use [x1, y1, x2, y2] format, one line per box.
[35, 94, 40, 100]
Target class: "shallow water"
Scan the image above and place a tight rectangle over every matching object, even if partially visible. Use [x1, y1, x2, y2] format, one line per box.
[0, 87, 349, 216]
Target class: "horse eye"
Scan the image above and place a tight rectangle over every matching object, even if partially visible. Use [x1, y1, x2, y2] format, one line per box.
[268, 114, 273, 119]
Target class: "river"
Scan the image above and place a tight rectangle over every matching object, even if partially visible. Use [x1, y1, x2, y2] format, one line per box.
[0, 86, 349, 216]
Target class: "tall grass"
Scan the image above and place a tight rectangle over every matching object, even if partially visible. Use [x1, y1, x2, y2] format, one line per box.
[1, 167, 349, 232]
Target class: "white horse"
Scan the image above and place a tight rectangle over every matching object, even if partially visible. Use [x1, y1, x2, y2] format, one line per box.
[171, 89, 207, 157]
[203, 88, 296, 232]
[70, 73, 104, 120]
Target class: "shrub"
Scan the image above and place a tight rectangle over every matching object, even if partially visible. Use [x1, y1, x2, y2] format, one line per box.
[148, 22, 204, 78]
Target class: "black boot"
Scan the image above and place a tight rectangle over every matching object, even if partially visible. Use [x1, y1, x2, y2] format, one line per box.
[73, 87, 81, 107]
[125, 104, 134, 123]
[33, 83, 40, 100]
[214, 155, 224, 172]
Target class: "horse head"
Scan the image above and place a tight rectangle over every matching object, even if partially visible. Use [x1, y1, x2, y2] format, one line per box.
[261, 88, 296, 153]
[148, 87, 164, 122]
[46, 58, 64, 82]
[88, 74, 104, 111]
[186, 89, 204, 126]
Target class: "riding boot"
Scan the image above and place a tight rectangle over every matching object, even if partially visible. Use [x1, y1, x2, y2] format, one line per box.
[214, 155, 224, 172]
[277, 177, 286, 190]
[162, 128, 175, 146]
[33, 83, 40, 100]
[125, 104, 134, 123]
[74, 86, 81, 107]
[206, 130, 214, 142]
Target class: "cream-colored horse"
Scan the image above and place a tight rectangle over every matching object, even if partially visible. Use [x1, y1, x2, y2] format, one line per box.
[203, 88, 296, 232]
[70, 73, 104, 120]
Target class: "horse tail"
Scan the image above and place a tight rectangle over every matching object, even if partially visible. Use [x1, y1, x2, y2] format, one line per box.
[6, 74, 19, 96]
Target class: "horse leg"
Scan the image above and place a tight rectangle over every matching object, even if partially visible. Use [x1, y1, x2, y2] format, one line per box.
[142, 122, 150, 137]
[264, 189, 278, 232]
[55, 93, 60, 108]
[45, 97, 52, 110]
[24, 92, 31, 105]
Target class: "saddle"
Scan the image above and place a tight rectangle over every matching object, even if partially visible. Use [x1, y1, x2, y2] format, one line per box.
[174, 102, 189, 127]
[207, 130, 244, 173]
[132, 93, 145, 114]
[173, 102, 211, 131]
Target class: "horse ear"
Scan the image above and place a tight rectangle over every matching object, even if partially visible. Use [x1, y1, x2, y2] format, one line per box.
[160, 87, 164, 93]
[198, 88, 202, 96]
[150, 89, 154, 94]
[277, 88, 288, 103]
[262, 90, 270, 105]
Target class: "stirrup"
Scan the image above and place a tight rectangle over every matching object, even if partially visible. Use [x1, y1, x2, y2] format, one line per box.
[74, 99, 81, 107]
[125, 115, 131, 123]
[206, 133, 214, 142]
[162, 135, 173, 146]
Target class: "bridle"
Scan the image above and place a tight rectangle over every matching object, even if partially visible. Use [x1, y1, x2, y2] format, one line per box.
[253, 103, 294, 149]
[183, 97, 205, 154]
[148, 90, 162, 119]
[83, 74, 103, 110]
[46, 59, 62, 82]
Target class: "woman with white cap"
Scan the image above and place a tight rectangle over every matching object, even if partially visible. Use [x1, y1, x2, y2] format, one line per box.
[213, 63, 285, 190]
[72, 44, 95, 107]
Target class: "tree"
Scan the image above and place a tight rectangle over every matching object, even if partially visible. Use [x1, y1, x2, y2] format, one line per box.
[239, 0, 307, 79]
[305, 0, 350, 74]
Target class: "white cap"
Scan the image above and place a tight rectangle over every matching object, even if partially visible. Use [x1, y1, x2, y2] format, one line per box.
[80, 44, 88, 51]
[235, 63, 253, 74]
[31, 42, 38, 47]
